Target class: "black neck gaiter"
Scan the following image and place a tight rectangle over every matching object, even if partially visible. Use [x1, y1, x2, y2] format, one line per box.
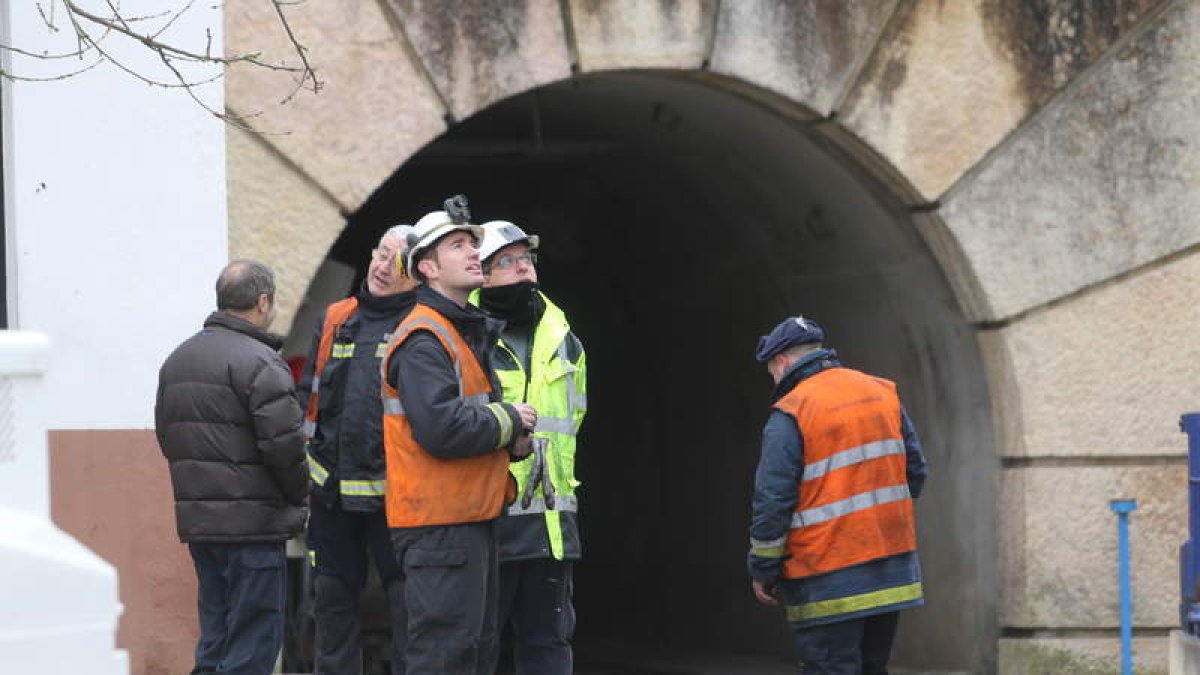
[480, 281, 544, 327]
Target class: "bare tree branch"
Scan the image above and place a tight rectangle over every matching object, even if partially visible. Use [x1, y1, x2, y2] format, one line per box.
[270, 0, 320, 103]
[2, 0, 323, 130]
[0, 58, 102, 82]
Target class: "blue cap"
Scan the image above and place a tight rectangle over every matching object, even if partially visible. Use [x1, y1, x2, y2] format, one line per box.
[755, 316, 825, 362]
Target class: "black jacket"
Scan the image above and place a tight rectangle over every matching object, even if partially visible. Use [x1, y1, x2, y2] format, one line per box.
[386, 285, 522, 459]
[299, 286, 416, 510]
[156, 311, 307, 543]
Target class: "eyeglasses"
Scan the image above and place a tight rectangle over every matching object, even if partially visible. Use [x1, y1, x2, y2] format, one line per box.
[371, 247, 398, 263]
[490, 252, 537, 270]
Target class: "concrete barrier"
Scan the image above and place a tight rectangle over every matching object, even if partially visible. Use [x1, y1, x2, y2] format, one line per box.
[0, 332, 127, 673]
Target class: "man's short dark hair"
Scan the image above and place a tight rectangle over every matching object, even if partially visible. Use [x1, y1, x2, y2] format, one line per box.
[216, 260, 275, 311]
[411, 247, 438, 284]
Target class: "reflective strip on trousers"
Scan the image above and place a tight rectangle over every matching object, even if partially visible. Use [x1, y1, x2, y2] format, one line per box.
[802, 439, 905, 483]
[786, 582, 923, 623]
[790, 484, 911, 529]
[382, 392, 489, 417]
[307, 454, 330, 486]
[535, 416, 577, 435]
[506, 494, 578, 516]
[340, 479, 386, 497]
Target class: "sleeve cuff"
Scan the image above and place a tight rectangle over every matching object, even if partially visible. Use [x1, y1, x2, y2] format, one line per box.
[486, 402, 519, 447]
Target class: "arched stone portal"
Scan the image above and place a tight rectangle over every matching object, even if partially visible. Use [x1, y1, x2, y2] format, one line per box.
[319, 71, 998, 672]
[224, 2, 1198, 672]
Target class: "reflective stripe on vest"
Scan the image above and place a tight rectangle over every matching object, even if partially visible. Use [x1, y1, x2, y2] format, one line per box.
[802, 439, 904, 483]
[786, 582, 923, 623]
[381, 316, 464, 390]
[790, 484, 912, 529]
[383, 392, 490, 416]
[535, 416, 576, 435]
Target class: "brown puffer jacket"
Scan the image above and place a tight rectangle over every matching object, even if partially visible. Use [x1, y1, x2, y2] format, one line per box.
[156, 311, 307, 543]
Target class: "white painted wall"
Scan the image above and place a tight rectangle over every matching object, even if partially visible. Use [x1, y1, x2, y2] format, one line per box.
[2, 0, 229, 430]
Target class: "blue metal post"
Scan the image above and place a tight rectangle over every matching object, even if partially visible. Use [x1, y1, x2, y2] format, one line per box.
[1110, 499, 1136, 675]
[1181, 413, 1200, 633]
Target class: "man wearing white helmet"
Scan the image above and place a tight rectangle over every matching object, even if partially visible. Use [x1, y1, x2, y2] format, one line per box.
[380, 195, 537, 674]
[472, 220, 587, 674]
[298, 224, 418, 674]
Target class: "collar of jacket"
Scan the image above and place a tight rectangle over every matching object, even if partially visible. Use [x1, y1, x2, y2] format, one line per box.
[356, 284, 417, 319]
[770, 348, 841, 403]
[204, 311, 283, 350]
[415, 284, 504, 342]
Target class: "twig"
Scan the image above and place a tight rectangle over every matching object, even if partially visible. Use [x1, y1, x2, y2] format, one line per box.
[0, 59, 102, 82]
[3, 0, 323, 129]
[269, 0, 320, 104]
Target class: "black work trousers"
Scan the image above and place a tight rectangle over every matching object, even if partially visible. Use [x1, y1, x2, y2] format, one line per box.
[498, 558, 575, 674]
[391, 520, 500, 675]
[307, 499, 407, 675]
[790, 611, 899, 675]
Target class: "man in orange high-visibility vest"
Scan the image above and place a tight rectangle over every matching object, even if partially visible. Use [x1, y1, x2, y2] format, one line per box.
[382, 195, 537, 675]
[748, 316, 928, 675]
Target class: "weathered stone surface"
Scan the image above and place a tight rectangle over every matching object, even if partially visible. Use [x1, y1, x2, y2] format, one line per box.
[569, 0, 716, 71]
[225, 0, 445, 209]
[1000, 465, 1184, 628]
[1000, 636, 1168, 675]
[939, 0, 1198, 320]
[982, 249, 1200, 458]
[839, 0, 1164, 200]
[390, 0, 571, 121]
[226, 126, 345, 336]
[708, 0, 894, 117]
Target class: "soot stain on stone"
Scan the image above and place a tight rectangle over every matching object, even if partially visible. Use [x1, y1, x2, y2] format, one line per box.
[403, 0, 530, 82]
[981, 0, 1163, 108]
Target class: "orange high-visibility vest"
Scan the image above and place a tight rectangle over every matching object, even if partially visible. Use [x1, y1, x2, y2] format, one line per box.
[302, 297, 358, 440]
[381, 303, 510, 528]
[775, 367, 916, 579]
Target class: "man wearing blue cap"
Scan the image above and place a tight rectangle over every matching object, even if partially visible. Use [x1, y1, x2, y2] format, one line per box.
[747, 316, 928, 675]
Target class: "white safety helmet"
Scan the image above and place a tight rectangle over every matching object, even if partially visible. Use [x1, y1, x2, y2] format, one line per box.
[404, 196, 485, 278]
[478, 220, 540, 263]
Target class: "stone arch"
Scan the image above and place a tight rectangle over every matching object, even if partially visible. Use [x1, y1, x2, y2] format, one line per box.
[226, 1, 1197, 671]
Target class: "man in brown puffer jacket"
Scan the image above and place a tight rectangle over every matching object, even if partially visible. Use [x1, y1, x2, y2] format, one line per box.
[156, 259, 308, 675]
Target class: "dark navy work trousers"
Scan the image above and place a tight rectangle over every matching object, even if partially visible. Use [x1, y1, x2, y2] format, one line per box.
[189, 542, 287, 675]
[307, 498, 407, 675]
[498, 558, 575, 675]
[791, 611, 899, 675]
[391, 520, 500, 675]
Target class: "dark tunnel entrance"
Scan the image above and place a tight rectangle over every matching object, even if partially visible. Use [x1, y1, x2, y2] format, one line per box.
[299, 72, 998, 673]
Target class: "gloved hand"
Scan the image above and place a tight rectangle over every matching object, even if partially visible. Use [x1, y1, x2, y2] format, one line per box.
[510, 430, 534, 460]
